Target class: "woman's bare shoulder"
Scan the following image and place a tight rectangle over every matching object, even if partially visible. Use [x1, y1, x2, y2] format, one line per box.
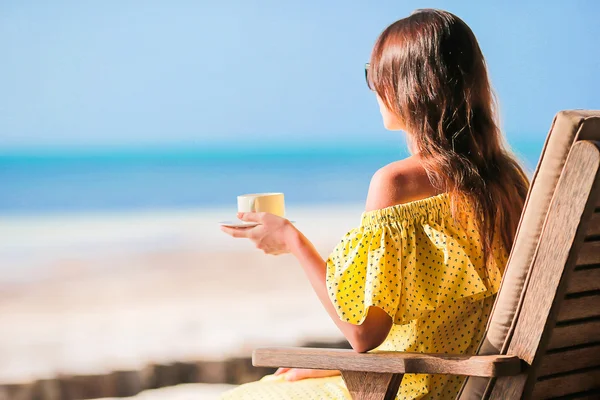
[365, 156, 439, 212]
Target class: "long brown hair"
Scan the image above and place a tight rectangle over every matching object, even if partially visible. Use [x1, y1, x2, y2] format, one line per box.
[368, 9, 529, 263]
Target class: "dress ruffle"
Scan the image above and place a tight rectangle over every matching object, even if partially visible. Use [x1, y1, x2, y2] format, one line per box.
[326, 193, 507, 326]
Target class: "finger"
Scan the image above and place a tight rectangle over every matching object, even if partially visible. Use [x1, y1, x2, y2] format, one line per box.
[237, 212, 264, 223]
[285, 369, 308, 381]
[274, 367, 290, 376]
[284, 369, 339, 381]
[220, 226, 252, 238]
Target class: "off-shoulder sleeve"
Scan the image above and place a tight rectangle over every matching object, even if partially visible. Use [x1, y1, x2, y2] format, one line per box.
[325, 194, 505, 326]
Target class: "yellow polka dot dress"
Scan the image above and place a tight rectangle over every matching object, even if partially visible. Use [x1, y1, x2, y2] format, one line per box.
[221, 193, 508, 400]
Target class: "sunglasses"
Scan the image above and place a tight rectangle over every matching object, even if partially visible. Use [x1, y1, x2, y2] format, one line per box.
[364, 63, 373, 90]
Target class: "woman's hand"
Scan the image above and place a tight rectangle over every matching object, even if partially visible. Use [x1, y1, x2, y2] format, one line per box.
[220, 212, 299, 255]
[274, 368, 341, 381]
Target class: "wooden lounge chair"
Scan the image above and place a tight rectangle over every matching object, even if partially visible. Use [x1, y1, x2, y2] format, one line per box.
[253, 110, 600, 400]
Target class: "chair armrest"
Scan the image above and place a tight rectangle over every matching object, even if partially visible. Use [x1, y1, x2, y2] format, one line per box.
[253, 347, 523, 378]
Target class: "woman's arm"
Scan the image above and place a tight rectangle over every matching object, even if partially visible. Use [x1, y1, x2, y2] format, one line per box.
[224, 211, 391, 352]
[227, 212, 392, 352]
[284, 224, 392, 353]
[284, 160, 432, 351]
[222, 160, 427, 351]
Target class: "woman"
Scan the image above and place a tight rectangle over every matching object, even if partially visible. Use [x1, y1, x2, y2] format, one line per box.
[220, 9, 529, 400]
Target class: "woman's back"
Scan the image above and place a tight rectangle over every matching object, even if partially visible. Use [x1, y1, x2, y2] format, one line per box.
[365, 155, 442, 213]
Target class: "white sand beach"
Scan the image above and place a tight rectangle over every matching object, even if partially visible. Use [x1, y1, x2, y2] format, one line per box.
[0, 204, 362, 384]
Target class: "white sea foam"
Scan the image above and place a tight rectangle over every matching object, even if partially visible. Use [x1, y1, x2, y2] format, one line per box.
[0, 204, 362, 283]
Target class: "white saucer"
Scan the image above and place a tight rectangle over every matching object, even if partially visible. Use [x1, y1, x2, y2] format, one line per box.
[219, 220, 260, 228]
[219, 219, 296, 228]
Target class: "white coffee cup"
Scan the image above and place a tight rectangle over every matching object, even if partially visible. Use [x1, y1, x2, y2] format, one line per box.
[237, 193, 285, 217]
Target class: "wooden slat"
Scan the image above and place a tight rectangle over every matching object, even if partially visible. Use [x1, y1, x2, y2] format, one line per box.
[341, 371, 403, 400]
[531, 367, 600, 399]
[502, 140, 600, 358]
[576, 240, 600, 266]
[32, 379, 61, 400]
[557, 293, 600, 321]
[555, 389, 600, 400]
[586, 211, 600, 237]
[0, 383, 35, 400]
[58, 373, 116, 400]
[252, 347, 522, 377]
[565, 390, 600, 400]
[538, 344, 600, 376]
[547, 320, 600, 350]
[567, 266, 600, 293]
[504, 141, 600, 363]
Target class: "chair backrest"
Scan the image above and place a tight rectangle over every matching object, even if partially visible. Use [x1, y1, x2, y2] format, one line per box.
[458, 110, 600, 400]
[488, 140, 600, 399]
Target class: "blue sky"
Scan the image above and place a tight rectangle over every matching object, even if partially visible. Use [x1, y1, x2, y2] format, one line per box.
[1, 0, 599, 149]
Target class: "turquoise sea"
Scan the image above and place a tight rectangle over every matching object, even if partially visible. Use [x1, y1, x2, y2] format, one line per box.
[0, 141, 543, 215]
